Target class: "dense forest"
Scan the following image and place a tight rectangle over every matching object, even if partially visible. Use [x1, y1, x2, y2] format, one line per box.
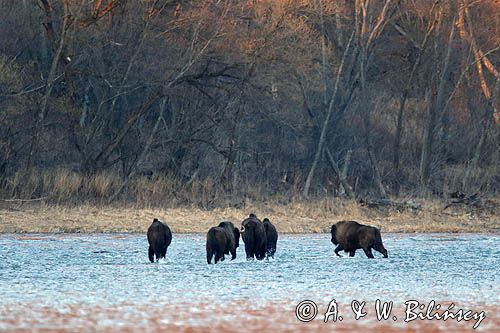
[0, 0, 498, 207]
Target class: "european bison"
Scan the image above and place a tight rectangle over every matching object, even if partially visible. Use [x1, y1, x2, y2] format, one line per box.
[206, 221, 240, 264]
[262, 218, 278, 259]
[240, 214, 267, 260]
[331, 220, 388, 258]
[147, 218, 172, 263]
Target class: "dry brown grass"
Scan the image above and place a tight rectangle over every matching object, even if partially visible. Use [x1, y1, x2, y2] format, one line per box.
[2, 169, 233, 208]
[0, 198, 498, 233]
[0, 169, 498, 233]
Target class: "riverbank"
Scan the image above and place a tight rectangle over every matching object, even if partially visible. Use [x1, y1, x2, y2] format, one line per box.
[0, 198, 498, 233]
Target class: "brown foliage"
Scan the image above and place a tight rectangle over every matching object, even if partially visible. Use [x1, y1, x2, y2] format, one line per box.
[0, 0, 498, 205]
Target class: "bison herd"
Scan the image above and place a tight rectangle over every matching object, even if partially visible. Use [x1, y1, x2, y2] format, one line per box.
[147, 215, 388, 264]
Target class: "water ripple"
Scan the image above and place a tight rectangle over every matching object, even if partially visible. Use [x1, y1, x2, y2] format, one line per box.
[0, 233, 498, 330]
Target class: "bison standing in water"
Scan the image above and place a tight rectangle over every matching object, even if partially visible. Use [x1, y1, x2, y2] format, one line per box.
[147, 218, 172, 263]
[331, 220, 388, 258]
[240, 214, 267, 260]
[206, 221, 240, 264]
[262, 218, 278, 259]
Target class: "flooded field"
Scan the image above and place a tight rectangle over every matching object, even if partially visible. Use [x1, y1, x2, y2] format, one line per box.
[0, 233, 498, 332]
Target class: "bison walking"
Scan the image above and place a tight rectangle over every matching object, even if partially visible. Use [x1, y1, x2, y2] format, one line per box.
[240, 214, 267, 260]
[262, 218, 278, 259]
[206, 221, 240, 264]
[147, 218, 172, 262]
[331, 220, 388, 258]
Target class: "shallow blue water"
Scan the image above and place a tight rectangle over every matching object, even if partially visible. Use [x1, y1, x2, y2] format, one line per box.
[0, 233, 498, 330]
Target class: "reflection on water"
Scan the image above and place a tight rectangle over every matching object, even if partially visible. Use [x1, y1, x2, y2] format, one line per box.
[0, 233, 498, 331]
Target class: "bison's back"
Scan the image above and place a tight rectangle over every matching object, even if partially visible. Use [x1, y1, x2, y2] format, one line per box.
[333, 220, 379, 250]
[356, 225, 380, 247]
[206, 227, 228, 254]
[333, 220, 361, 247]
[218, 221, 236, 246]
[207, 227, 228, 247]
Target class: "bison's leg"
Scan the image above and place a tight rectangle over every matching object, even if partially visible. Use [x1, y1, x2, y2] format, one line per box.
[362, 247, 374, 259]
[148, 246, 155, 263]
[260, 244, 268, 260]
[334, 245, 344, 257]
[245, 242, 254, 260]
[207, 246, 213, 264]
[267, 248, 275, 259]
[230, 247, 237, 260]
[349, 250, 356, 257]
[256, 245, 266, 260]
[217, 247, 226, 263]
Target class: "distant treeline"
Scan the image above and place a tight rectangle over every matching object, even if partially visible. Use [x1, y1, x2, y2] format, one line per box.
[0, 1, 498, 205]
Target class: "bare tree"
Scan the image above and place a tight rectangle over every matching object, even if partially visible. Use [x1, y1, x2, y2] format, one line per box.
[28, 0, 72, 168]
[356, 0, 397, 198]
[392, 3, 437, 193]
[303, 0, 356, 198]
[419, 8, 456, 191]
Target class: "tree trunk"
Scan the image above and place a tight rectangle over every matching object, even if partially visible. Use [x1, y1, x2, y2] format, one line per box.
[393, 19, 435, 193]
[222, 123, 238, 194]
[462, 77, 500, 192]
[303, 31, 355, 197]
[28, 0, 71, 168]
[461, 120, 487, 193]
[367, 144, 387, 198]
[325, 148, 356, 199]
[419, 89, 435, 189]
[361, 92, 388, 199]
[92, 91, 163, 170]
[419, 15, 456, 189]
[339, 149, 352, 195]
[357, 0, 394, 198]
[108, 98, 167, 203]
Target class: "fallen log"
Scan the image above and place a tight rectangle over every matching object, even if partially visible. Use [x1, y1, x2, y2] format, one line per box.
[358, 198, 422, 212]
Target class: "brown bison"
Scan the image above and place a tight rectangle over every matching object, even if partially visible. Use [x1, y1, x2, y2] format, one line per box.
[262, 218, 278, 259]
[206, 221, 240, 264]
[240, 214, 267, 260]
[147, 218, 172, 263]
[331, 220, 388, 258]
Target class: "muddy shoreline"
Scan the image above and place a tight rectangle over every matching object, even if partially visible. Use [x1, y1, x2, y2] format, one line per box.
[0, 199, 498, 233]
